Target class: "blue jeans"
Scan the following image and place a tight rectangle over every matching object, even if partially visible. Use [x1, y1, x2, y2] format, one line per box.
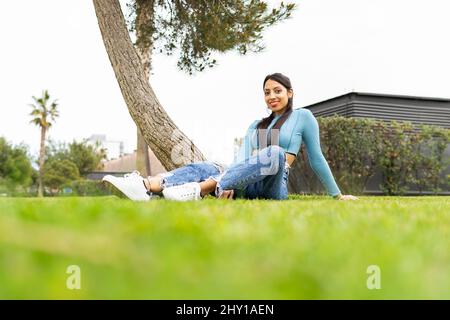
[159, 146, 289, 200]
[159, 161, 223, 188]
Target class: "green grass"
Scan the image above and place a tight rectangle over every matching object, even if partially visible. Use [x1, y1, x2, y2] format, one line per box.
[0, 195, 449, 299]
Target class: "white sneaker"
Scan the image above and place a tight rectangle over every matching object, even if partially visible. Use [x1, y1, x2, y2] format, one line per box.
[102, 171, 151, 201]
[162, 182, 201, 201]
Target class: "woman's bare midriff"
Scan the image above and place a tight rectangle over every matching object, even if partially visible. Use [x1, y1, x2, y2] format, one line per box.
[286, 153, 296, 167]
[251, 149, 296, 167]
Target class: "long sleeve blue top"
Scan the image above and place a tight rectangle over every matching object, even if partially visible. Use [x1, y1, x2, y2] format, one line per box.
[234, 108, 341, 196]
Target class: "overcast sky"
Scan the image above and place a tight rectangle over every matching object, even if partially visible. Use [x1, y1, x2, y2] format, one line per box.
[1, 0, 449, 165]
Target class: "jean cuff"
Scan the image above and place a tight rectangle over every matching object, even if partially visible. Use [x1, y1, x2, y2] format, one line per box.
[215, 183, 224, 198]
[209, 171, 227, 197]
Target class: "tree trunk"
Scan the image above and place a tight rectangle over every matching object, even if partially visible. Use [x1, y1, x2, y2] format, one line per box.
[135, 0, 154, 81]
[93, 0, 206, 171]
[136, 128, 151, 175]
[38, 126, 46, 197]
[135, 0, 154, 177]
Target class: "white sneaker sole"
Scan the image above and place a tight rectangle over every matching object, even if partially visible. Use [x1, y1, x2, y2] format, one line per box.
[162, 183, 201, 201]
[102, 175, 150, 201]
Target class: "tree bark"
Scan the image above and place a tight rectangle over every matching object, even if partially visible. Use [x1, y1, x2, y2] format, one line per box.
[136, 128, 151, 175]
[38, 126, 46, 197]
[135, 0, 154, 81]
[135, 0, 154, 177]
[93, 0, 206, 171]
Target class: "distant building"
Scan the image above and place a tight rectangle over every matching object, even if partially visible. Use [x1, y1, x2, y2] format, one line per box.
[303, 92, 450, 128]
[87, 147, 166, 180]
[87, 134, 124, 160]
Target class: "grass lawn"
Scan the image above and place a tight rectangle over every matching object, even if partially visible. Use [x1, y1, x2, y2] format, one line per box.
[0, 195, 449, 299]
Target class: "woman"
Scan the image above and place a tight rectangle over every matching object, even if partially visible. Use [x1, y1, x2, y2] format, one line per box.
[103, 73, 358, 201]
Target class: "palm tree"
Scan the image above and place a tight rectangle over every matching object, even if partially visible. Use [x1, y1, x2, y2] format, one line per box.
[29, 90, 59, 197]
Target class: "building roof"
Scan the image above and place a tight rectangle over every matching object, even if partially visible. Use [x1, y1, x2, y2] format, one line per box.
[303, 92, 450, 128]
[305, 92, 450, 109]
[101, 147, 166, 174]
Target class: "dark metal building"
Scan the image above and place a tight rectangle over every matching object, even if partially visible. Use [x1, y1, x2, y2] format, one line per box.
[304, 92, 450, 129]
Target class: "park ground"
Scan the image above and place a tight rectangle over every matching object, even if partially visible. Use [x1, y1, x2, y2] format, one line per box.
[0, 195, 449, 299]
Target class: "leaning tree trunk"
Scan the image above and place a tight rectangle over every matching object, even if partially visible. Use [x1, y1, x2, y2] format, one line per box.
[93, 0, 206, 171]
[135, 0, 154, 177]
[38, 126, 46, 197]
[136, 129, 151, 175]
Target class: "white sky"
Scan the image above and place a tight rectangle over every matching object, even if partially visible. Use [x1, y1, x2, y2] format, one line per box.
[1, 0, 449, 165]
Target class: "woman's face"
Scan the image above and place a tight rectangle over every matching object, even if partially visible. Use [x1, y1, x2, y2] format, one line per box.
[264, 79, 293, 114]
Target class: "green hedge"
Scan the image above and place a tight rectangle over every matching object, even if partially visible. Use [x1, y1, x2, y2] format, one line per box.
[62, 179, 112, 196]
[293, 116, 450, 195]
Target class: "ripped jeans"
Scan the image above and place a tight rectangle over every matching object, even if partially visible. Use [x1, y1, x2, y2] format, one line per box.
[157, 145, 290, 200]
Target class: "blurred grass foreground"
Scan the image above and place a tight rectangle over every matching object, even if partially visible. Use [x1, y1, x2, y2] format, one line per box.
[0, 195, 449, 299]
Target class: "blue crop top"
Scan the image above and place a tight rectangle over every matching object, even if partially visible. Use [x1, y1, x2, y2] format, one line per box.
[234, 108, 341, 196]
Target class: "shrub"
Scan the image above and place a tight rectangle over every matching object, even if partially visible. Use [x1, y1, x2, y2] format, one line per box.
[0, 137, 33, 191]
[42, 159, 80, 195]
[64, 179, 112, 196]
[292, 116, 450, 195]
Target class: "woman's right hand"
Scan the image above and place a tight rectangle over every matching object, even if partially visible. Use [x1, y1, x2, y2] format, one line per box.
[336, 194, 359, 200]
[219, 190, 234, 200]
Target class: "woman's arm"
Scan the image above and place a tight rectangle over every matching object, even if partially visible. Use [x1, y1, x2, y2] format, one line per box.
[301, 110, 342, 197]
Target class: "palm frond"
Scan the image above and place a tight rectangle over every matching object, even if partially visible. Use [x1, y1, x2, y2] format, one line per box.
[28, 90, 59, 129]
[29, 118, 42, 127]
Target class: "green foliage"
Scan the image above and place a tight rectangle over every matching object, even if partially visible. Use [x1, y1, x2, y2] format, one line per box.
[35, 139, 108, 196]
[47, 139, 107, 177]
[0, 137, 107, 197]
[320, 117, 382, 194]
[0, 137, 33, 190]
[295, 116, 450, 195]
[375, 121, 417, 195]
[65, 179, 112, 197]
[127, 0, 296, 74]
[42, 159, 80, 194]
[67, 141, 106, 176]
[409, 125, 450, 193]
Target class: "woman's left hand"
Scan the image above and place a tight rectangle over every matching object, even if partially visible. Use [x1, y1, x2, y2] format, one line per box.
[336, 194, 359, 200]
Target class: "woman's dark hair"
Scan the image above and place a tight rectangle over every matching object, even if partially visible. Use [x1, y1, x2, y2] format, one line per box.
[257, 73, 294, 130]
[256, 73, 294, 148]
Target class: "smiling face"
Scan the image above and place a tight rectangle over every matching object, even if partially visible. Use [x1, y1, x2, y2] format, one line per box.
[264, 79, 293, 115]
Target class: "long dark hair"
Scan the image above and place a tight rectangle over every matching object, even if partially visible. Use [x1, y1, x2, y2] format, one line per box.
[257, 73, 294, 147]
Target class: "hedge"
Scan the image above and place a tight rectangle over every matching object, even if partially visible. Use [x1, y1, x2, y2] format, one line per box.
[290, 116, 450, 195]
